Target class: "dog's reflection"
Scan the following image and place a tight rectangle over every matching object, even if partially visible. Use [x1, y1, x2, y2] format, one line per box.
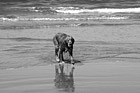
[54, 63, 75, 92]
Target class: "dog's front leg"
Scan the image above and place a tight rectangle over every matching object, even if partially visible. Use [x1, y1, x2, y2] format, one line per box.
[69, 48, 74, 64]
[58, 48, 64, 63]
[59, 52, 64, 62]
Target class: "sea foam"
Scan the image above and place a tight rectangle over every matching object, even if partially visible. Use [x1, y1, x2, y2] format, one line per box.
[53, 7, 140, 14]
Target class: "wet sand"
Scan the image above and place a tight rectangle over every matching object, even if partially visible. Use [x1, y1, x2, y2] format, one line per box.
[1, 24, 140, 93]
[0, 62, 140, 93]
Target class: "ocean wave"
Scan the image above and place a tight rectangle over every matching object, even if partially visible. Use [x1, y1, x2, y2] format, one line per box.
[27, 7, 57, 14]
[9, 6, 57, 14]
[53, 7, 140, 14]
[1, 6, 140, 23]
[9, 6, 140, 14]
[0, 16, 128, 22]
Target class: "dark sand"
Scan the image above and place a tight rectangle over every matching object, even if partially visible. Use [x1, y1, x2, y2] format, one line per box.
[0, 62, 140, 93]
[1, 24, 140, 93]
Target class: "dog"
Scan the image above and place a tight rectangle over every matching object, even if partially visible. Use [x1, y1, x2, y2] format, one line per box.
[53, 33, 75, 64]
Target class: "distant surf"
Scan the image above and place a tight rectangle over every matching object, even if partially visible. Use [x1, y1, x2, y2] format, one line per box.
[0, 1, 140, 30]
[1, 6, 140, 22]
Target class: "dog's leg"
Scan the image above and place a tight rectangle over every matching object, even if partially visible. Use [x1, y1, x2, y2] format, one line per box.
[53, 36, 60, 62]
[58, 48, 65, 64]
[55, 46, 60, 62]
[69, 48, 74, 64]
[60, 53, 64, 61]
[58, 48, 62, 62]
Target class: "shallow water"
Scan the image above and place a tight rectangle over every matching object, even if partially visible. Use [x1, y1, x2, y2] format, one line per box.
[1, 58, 140, 93]
[1, 34, 140, 70]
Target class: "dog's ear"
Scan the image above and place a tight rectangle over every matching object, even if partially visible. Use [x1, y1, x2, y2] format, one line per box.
[71, 37, 75, 44]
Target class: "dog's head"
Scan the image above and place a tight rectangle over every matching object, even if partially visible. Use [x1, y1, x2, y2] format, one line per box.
[65, 36, 75, 47]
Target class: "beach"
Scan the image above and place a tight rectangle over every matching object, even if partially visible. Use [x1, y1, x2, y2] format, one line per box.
[1, 59, 140, 93]
[1, 25, 140, 93]
[1, 0, 140, 92]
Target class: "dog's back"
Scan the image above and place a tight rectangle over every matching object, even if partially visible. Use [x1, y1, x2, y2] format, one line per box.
[53, 33, 68, 46]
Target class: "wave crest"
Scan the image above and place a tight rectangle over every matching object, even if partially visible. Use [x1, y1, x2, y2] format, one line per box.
[53, 7, 140, 14]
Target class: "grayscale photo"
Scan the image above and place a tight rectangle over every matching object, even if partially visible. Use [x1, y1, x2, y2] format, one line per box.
[0, 0, 140, 93]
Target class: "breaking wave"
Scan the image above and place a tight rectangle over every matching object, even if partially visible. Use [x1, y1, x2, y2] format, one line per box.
[0, 16, 128, 21]
[53, 7, 140, 14]
[10, 6, 140, 14]
[1, 6, 140, 22]
[0, 6, 140, 29]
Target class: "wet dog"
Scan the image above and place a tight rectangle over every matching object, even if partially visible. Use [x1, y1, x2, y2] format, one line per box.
[53, 33, 75, 64]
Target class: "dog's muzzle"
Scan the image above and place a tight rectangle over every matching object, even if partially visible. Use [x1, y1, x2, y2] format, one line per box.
[68, 43, 72, 47]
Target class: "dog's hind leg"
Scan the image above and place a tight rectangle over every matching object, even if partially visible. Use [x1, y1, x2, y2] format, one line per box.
[55, 46, 60, 62]
[53, 36, 60, 62]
